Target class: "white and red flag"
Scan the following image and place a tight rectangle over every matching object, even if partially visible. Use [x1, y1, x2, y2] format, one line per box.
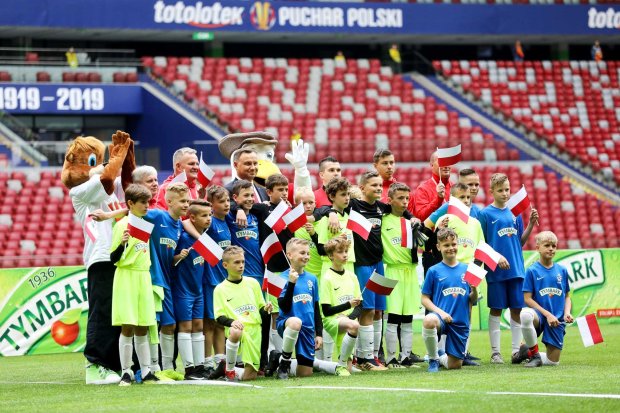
[346, 210, 373, 240]
[576, 314, 604, 347]
[192, 232, 223, 267]
[364, 271, 398, 295]
[506, 185, 531, 217]
[260, 233, 283, 264]
[474, 242, 503, 271]
[265, 201, 290, 234]
[127, 213, 154, 243]
[447, 196, 470, 224]
[463, 262, 487, 287]
[436, 144, 462, 167]
[84, 212, 99, 243]
[264, 270, 288, 298]
[400, 217, 413, 249]
[170, 171, 188, 185]
[283, 203, 308, 233]
[197, 154, 215, 187]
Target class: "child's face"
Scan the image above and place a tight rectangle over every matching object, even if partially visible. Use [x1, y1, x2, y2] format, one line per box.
[234, 187, 255, 211]
[460, 174, 480, 198]
[374, 155, 395, 181]
[331, 189, 350, 210]
[287, 244, 310, 269]
[268, 184, 289, 204]
[190, 206, 212, 232]
[438, 237, 458, 260]
[223, 253, 245, 276]
[490, 180, 511, 206]
[388, 190, 410, 214]
[537, 240, 557, 261]
[361, 177, 383, 202]
[298, 193, 316, 216]
[329, 247, 348, 267]
[129, 199, 150, 217]
[167, 193, 190, 218]
[454, 189, 472, 207]
[211, 194, 231, 218]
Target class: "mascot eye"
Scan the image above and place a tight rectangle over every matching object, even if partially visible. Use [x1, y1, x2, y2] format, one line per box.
[88, 153, 97, 167]
[266, 151, 274, 161]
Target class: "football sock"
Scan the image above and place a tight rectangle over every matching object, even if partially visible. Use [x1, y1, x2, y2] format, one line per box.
[282, 327, 299, 355]
[438, 335, 446, 352]
[322, 329, 334, 362]
[149, 343, 161, 372]
[214, 353, 225, 366]
[385, 322, 399, 362]
[271, 327, 283, 353]
[439, 353, 449, 369]
[465, 325, 472, 352]
[288, 359, 298, 377]
[510, 318, 523, 353]
[160, 333, 175, 370]
[178, 332, 193, 368]
[540, 353, 559, 366]
[422, 327, 439, 360]
[339, 332, 357, 367]
[134, 334, 152, 378]
[489, 315, 501, 353]
[520, 310, 538, 348]
[313, 358, 337, 375]
[191, 333, 205, 367]
[400, 322, 413, 360]
[119, 334, 133, 372]
[357, 325, 374, 360]
[204, 356, 214, 369]
[234, 367, 245, 379]
[373, 320, 382, 358]
[226, 340, 240, 372]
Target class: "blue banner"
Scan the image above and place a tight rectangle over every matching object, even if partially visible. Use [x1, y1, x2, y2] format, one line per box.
[0, 84, 142, 114]
[0, 1, 618, 36]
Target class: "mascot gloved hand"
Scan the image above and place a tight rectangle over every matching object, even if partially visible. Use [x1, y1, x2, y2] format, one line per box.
[285, 139, 311, 190]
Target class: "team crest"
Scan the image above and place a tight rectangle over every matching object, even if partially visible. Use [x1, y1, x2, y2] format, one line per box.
[557, 274, 563, 284]
[307, 280, 314, 290]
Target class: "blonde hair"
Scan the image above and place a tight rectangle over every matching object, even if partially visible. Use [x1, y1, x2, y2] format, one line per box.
[223, 245, 244, 261]
[165, 182, 189, 203]
[294, 187, 315, 204]
[490, 173, 509, 190]
[535, 231, 558, 245]
[437, 227, 457, 243]
[324, 235, 351, 257]
[286, 238, 309, 252]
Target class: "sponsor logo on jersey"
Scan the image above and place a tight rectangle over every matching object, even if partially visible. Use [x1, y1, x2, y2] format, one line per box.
[160, 238, 177, 249]
[458, 237, 474, 249]
[218, 240, 231, 248]
[135, 243, 149, 253]
[234, 304, 258, 316]
[442, 287, 467, 297]
[539, 288, 563, 298]
[236, 230, 258, 240]
[368, 218, 381, 228]
[337, 294, 354, 304]
[390, 236, 401, 246]
[293, 294, 313, 304]
[498, 227, 518, 238]
[193, 256, 205, 266]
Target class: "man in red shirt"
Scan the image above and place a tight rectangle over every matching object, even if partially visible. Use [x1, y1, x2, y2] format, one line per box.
[132, 165, 159, 209]
[373, 149, 397, 203]
[155, 147, 199, 209]
[409, 151, 451, 221]
[314, 156, 342, 207]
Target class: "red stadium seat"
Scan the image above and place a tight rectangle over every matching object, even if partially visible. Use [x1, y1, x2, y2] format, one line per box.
[36, 71, 51, 82]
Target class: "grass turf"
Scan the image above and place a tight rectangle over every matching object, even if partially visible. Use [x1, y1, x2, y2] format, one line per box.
[0, 324, 618, 413]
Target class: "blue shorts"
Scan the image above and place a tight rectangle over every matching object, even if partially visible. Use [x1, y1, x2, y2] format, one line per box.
[432, 312, 468, 360]
[276, 320, 316, 361]
[203, 283, 215, 320]
[159, 289, 176, 327]
[533, 309, 566, 350]
[173, 294, 204, 322]
[487, 278, 524, 310]
[355, 262, 387, 311]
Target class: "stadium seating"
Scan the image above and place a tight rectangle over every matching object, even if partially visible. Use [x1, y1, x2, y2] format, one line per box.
[143, 56, 520, 164]
[434, 60, 620, 186]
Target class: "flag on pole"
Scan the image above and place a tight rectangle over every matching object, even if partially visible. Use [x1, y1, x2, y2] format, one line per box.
[283, 203, 308, 233]
[436, 144, 462, 167]
[506, 185, 531, 217]
[260, 233, 283, 264]
[197, 153, 215, 187]
[264, 271, 288, 298]
[127, 213, 154, 242]
[346, 210, 373, 240]
[265, 201, 290, 234]
[576, 314, 604, 347]
[84, 212, 99, 243]
[447, 196, 471, 224]
[365, 271, 398, 295]
[463, 262, 487, 287]
[192, 232, 224, 267]
[170, 171, 188, 185]
[474, 242, 503, 271]
[400, 217, 413, 249]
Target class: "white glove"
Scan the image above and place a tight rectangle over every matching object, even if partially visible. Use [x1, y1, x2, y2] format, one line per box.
[285, 139, 309, 172]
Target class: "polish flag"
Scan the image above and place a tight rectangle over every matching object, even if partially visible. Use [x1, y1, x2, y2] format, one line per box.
[260, 233, 283, 264]
[576, 314, 604, 347]
[365, 271, 398, 295]
[463, 262, 487, 287]
[346, 210, 373, 240]
[84, 213, 98, 243]
[127, 213, 154, 243]
[400, 218, 413, 249]
[192, 232, 224, 267]
[197, 154, 215, 187]
[474, 242, 503, 271]
[436, 144, 462, 167]
[447, 196, 470, 224]
[264, 271, 288, 298]
[170, 171, 188, 185]
[265, 201, 290, 234]
[506, 185, 531, 217]
[283, 203, 308, 233]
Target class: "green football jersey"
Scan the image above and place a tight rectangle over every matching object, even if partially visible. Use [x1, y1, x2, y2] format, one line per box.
[440, 213, 484, 263]
[213, 277, 265, 327]
[381, 214, 412, 265]
[316, 213, 355, 265]
[320, 268, 361, 320]
[111, 216, 151, 270]
[294, 223, 322, 277]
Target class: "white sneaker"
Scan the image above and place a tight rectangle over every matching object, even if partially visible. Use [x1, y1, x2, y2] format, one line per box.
[86, 363, 121, 385]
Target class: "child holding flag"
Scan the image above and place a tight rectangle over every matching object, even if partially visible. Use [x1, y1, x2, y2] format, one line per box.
[421, 228, 478, 373]
[478, 173, 538, 365]
[520, 231, 573, 367]
[110, 184, 158, 385]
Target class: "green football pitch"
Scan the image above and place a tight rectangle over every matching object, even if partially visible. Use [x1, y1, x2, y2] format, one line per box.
[1, 325, 618, 413]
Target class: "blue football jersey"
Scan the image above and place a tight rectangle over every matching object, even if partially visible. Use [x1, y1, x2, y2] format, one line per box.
[422, 262, 471, 328]
[205, 216, 231, 286]
[523, 262, 570, 321]
[145, 209, 182, 291]
[277, 270, 320, 333]
[172, 229, 204, 297]
[226, 211, 264, 278]
[478, 205, 524, 282]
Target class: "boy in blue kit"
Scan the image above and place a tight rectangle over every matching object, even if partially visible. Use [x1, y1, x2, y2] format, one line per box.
[172, 200, 212, 380]
[204, 185, 231, 375]
[274, 238, 346, 379]
[478, 173, 538, 365]
[421, 228, 478, 373]
[521, 231, 573, 367]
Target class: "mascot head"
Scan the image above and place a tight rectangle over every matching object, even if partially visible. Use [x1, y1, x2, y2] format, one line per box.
[61, 136, 106, 189]
[218, 132, 280, 186]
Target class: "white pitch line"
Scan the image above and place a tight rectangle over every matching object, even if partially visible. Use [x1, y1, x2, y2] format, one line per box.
[285, 386, 454, 394]
[489, 391, 620, 400]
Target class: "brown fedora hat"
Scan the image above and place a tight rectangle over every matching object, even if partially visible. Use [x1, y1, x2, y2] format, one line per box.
[218, 131, 278, 159]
